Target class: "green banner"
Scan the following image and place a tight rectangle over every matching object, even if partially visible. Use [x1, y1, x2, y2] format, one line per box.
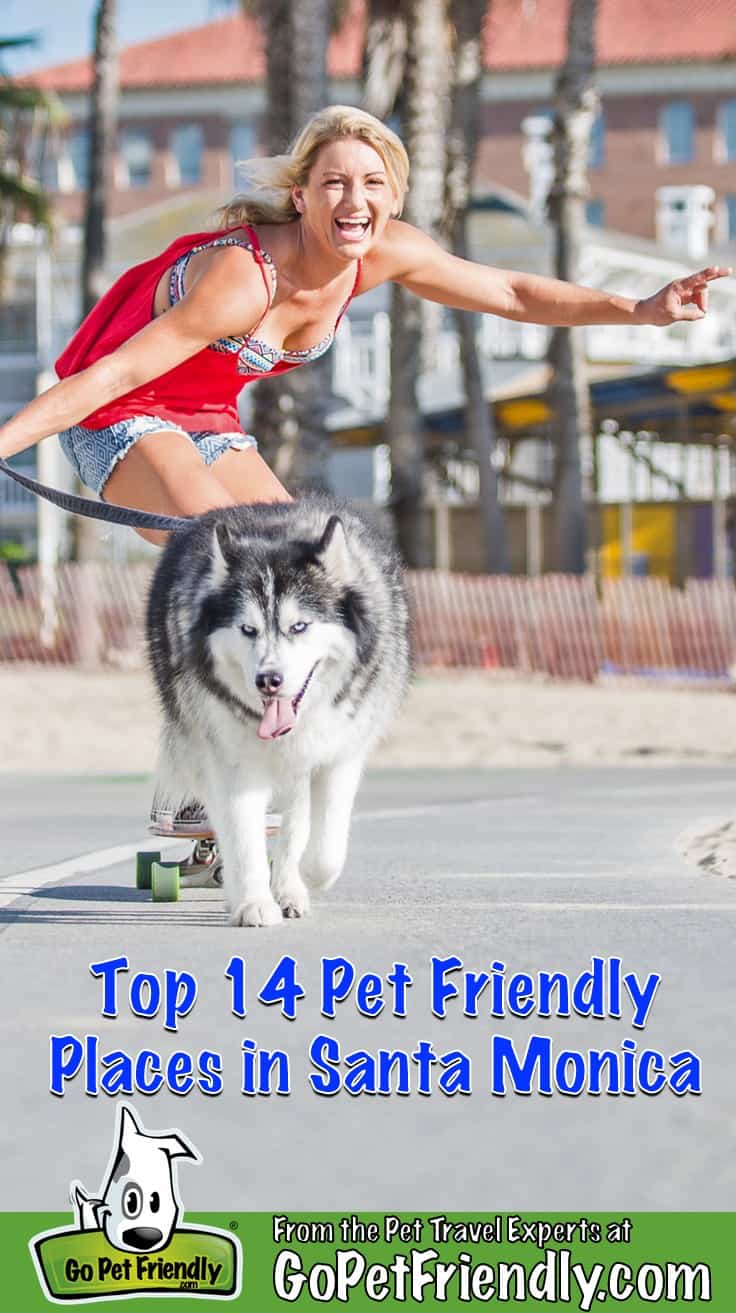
[8, 1212, 735, 1309]
[32, 1224, 239, 1300]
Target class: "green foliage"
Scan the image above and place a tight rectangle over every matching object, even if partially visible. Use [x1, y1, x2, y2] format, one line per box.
[0, 539, 32, 563]
[0, 32, 64, 231]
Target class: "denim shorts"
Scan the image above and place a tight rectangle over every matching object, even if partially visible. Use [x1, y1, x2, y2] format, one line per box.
[58, 415, 258, 496]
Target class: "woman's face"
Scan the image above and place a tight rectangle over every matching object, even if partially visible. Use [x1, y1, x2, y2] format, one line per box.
[293, 137, 398, 260]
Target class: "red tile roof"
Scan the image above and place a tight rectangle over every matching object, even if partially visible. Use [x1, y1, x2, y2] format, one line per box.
[486, 0, 736, 71]
[24, 0, 736, 93]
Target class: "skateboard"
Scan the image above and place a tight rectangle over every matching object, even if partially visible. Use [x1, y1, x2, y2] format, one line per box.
[136, 815, 281, 903]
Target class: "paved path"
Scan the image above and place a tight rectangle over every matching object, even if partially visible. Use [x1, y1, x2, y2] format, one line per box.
[1, 767, 734, 1211]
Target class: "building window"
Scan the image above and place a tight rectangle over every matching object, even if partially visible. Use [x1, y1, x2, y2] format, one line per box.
[660, 101, 694, 164]
[723, 195, 736, 243]
[57, 129, 90, 192]
[230, 121, 258, 188]
[716, 100, 736, 162]
[585, 199, 605, 227]
[27, 131, 60, 190]
[589, 110, 605, 169]
[169, 123, 203, 187]
[119, 129, 154, 188]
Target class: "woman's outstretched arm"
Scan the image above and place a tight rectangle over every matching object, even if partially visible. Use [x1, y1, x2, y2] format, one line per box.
[373, 220, 732, 328]
[0, 244, 270, 462]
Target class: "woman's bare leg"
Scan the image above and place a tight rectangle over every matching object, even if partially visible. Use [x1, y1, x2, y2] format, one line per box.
[209, 445, 292, 505]
[102, 430, 290, 546]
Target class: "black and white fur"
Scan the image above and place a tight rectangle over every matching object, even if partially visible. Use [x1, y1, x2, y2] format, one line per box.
[147, 495, 410, 927]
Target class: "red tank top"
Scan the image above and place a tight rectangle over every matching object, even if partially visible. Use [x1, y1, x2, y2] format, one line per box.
[56, 226, 361, 433]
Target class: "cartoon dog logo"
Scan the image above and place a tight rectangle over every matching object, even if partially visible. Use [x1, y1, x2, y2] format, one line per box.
[31, 1104, 241, 1302]
[70, 1104, 199, 1253]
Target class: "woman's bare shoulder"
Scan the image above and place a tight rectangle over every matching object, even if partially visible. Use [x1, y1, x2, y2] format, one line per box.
[169, 239, 276, 336]
[359, 219, 438, 292]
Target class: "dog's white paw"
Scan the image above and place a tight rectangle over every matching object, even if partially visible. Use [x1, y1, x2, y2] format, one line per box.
[230, 897, 283, 928]
[275, 882, 311, 919]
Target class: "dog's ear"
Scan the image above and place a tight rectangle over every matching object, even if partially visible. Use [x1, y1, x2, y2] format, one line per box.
[119, 1105, 143, 1154]
[211, 521, 235, 587]
[314, 515, 351, 583]
[156, 1131, 200, 1164]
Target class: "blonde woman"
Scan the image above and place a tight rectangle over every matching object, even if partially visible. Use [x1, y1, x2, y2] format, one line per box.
[0, 104, 728, 830]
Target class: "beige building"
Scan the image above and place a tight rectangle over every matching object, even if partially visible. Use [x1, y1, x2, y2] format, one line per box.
[22, 0, 736, 247]
[4, 0, 736, 574]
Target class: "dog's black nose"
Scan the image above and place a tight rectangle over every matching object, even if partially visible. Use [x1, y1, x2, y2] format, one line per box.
[256, 670, 283, 695]
[121, 1227, 164, 1251]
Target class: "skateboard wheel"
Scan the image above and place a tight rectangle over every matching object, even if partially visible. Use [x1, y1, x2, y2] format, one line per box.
[151, 861, 181, 902]
[136, 850, 161, 891]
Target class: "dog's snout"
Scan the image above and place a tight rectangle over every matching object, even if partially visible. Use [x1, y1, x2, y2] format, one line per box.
[256, 669, 283, 695]
[121, 1226, 164, 1251]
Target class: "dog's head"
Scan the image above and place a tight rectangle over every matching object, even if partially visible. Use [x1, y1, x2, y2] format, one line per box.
[96, 1106, 198, 1253]
[203, 512, 375, 739]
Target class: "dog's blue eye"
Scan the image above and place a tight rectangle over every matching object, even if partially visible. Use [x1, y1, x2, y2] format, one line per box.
[290, 621, 309, 635]
[241, 625, 257, 638]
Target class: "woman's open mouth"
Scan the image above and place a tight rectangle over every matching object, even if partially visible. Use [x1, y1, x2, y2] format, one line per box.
[257, 662, 320, 740]
[334, 218, 371, 241]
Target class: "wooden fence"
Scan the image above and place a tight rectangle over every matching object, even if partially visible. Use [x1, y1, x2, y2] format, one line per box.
[1, 562, 735, 683]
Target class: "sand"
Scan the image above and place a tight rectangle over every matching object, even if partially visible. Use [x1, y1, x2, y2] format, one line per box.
[678, 820, 736, 879]
[2, 665, 736, 775]
[4, 665, 734, 877]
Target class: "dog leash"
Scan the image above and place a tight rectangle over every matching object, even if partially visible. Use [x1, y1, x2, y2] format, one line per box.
[0, 457, 190, 532]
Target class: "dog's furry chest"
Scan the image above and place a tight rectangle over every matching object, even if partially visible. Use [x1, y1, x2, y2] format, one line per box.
[179, 684, 365, 772]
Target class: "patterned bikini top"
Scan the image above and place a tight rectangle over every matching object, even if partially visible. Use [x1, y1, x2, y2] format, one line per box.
[169, 228, 362, 376]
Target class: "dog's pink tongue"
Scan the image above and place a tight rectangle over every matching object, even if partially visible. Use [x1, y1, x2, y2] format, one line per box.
[258, 698, 296, 740]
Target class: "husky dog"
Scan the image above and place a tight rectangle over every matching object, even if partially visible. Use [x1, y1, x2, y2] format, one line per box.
[147, 496, 410, 927]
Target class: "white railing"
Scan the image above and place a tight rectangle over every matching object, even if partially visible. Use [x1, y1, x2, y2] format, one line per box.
[332, 303, 736, 414]
[0, 471, 36, 512]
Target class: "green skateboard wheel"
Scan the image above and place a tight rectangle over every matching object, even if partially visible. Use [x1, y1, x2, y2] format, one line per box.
[151, 861, 181, 902]
[136, 850, 161, 891]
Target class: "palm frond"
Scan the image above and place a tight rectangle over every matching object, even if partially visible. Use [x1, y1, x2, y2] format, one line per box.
[0, 33, 40, 53]
[0, 81, 65, 122]
[0, 169, 50, 224]
[0, 35, 63, 237]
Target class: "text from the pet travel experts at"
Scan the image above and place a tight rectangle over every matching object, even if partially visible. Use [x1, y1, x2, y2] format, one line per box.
[48, 953, 702, 1099]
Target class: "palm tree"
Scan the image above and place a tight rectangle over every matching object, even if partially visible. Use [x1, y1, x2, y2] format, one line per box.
[386, 0, 452, 567]
[546, 0, 599, 574]
[73, 2, 120, 648]
[443, 0, 508, 572]
[240, 0, 335, 491]
[81, 0, 118, 319]
[362, 0, 407, 121]
[72, 0, 119, 582]
[0, 36, 61, 248]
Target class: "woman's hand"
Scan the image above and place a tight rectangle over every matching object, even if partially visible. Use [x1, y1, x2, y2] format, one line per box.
[635, 266, 732, 326]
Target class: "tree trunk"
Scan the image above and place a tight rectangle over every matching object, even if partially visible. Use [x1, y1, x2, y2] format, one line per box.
[387, 0, 452, 567]
[74, 0, 119, 632]
[362, 0, 408, 121]
[247, 0, 333, 492]
[444, 0, 508, 573]
[81, 0, 118, 318]
[546, 0, 599, 574]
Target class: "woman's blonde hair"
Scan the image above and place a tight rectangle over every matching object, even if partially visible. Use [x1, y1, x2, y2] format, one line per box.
[218, 104, 409, 229]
